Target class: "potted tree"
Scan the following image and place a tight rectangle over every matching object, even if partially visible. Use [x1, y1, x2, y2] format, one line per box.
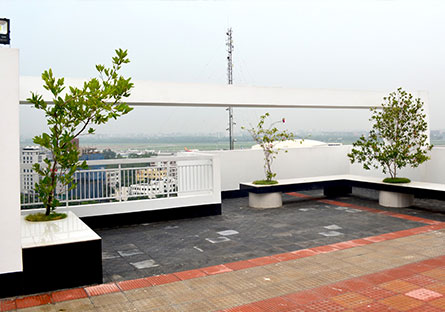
[25, 49, 134, 221]
[243, 113, 298, 185]
[242, 113, 299, 208]
[348, 88, 432, 207]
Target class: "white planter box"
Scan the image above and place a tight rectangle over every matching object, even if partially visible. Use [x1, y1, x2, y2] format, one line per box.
[249, 192, 283, 209]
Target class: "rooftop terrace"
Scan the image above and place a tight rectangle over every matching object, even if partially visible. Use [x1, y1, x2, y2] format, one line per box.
[2, 191, 445, 311]
[2, 48, 445, 311]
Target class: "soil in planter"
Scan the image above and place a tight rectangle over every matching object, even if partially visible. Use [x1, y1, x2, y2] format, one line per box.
[383, 177, 411, 184]
[25, 212, 67, 222]
[253, 180, 279, 185]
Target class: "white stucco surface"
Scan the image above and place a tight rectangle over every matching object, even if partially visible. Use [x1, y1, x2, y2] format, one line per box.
[20, 77, 426, 110]
[0, 48, 23, 274]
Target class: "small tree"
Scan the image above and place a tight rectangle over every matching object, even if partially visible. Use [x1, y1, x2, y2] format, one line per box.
[243, 113, 297, 184]
[348, 88, 432, 182]
[28, 49, 134, 218]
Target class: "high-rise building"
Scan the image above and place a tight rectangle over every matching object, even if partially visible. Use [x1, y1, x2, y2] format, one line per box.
[20, 146, 47, 194]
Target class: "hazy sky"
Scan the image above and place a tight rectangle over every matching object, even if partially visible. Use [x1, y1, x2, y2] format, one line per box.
[4, 0, 445, 138]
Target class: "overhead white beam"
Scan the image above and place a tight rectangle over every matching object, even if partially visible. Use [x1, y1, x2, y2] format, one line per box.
[19, 76, 430, 139]
[21, 76, 393, 109]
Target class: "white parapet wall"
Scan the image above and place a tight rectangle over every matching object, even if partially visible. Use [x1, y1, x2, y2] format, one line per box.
[348, 147, 442, 183]
[203, 145, 352, 192]
[417, 147, 445, 184]
[200, 144, 444, 192]
[0, 48, 23, 275]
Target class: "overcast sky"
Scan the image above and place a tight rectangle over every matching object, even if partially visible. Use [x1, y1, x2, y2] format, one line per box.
[4, 0, 445, 138]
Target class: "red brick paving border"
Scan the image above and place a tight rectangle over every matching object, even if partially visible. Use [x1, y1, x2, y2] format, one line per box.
[145, 273, 180, 285]
[15, 294, 51, 309]
[225, 260, 258, 271]
[2, 195, 445, 311]
[84, 282, 120, 296]
[201, 264, 233, 275]
[117, 278, 152, 291]
[173, 268, 207, 280]
[0, 300, 16, 312]
[287, 191, 442, 225]
[51, 288, 88, 303]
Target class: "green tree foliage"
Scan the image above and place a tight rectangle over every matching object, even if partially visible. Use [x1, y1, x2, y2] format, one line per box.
[243, 113, 298, 182]
[348, 88, 432, 179]
[28, 49, 134, 216]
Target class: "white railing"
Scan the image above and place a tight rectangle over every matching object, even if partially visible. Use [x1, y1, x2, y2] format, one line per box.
[20, 154, 218, 212]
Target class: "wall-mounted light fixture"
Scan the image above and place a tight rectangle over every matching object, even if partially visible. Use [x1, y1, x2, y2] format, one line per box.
[0, 18, 10, 45]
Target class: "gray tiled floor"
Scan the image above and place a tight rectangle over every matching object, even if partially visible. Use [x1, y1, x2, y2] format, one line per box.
[96, 191, 442, 283]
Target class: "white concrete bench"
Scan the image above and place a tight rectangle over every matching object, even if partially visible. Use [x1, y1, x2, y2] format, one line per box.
[240, 174, 445, 209]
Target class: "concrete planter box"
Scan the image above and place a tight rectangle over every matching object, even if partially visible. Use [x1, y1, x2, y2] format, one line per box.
[379, 190, 414, 208]
[20, 211, 102, 295]
[249, 191, 283, 209]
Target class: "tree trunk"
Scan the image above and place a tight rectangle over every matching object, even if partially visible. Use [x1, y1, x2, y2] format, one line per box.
[45, 202, 51, 216]
[46, 164, 57, 216]
[265, 153, 273, 181]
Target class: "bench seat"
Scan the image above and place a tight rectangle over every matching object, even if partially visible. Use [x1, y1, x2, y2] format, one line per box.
[240, 174, 445, 201]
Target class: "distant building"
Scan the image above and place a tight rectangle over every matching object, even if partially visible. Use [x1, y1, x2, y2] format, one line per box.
[71, 151, 106, 200]
[21, 146, 46, 164]
[79, 146, 98, 156]
[136, 167, 168, 182]
[20, 146, 47, 194]
[106, 170, 120, 188]
[129, 178, 177, 199]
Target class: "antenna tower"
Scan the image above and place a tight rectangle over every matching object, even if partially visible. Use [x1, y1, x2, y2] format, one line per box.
[226, 28, 235, 150]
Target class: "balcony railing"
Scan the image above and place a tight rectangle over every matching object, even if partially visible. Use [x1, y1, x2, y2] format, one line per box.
[20, 154, 216, 210]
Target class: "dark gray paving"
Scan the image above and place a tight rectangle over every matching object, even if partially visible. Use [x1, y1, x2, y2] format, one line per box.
[96, 192, 442, 283]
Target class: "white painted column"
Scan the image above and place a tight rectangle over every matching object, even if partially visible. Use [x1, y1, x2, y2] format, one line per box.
[0, 48, 23, 274]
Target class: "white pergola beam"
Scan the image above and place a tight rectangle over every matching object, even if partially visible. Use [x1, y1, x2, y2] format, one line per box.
[19, 76, 430, 140]
[20, 77, 393, 109]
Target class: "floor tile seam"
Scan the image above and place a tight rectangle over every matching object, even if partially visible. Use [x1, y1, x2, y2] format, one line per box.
[6, 224, 444, 312]
[286, 191, 441, 225]
[216, 254, 445, 312]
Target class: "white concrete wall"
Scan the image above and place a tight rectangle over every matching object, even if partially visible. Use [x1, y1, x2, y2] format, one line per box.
[347, 146, 441, 183]
[417, 147, 445, 184]
[206, 145, 352, 191]
[0, 49, 23, 274]
[203, 145, 444, 192]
